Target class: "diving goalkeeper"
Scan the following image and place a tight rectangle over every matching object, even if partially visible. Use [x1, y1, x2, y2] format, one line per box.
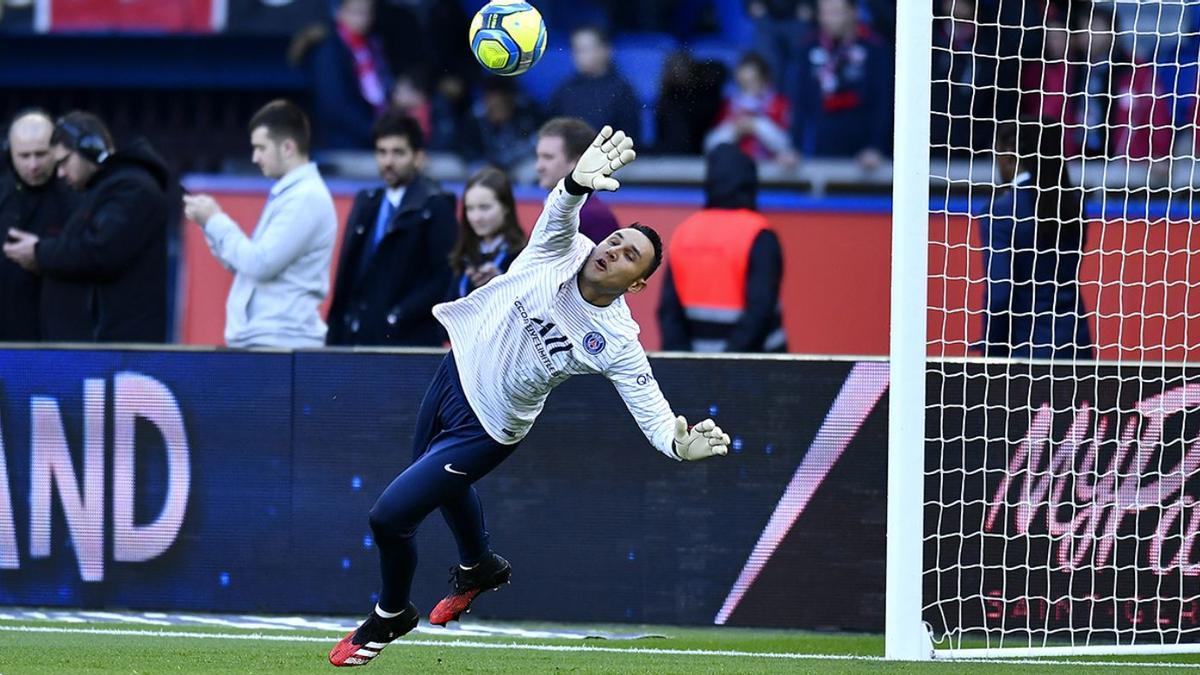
[330, 125, 731, 667]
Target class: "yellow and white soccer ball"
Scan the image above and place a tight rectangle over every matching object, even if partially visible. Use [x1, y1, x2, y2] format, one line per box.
[468, 1, 547, 76]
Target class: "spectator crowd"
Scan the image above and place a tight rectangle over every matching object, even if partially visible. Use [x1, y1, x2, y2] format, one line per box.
[933, 0, 1199, 163]
[291, 0, 1200, 171]
[0, 95, 787, 353]
[3, 0, 1198, 359]
[292, 0, 895, 169]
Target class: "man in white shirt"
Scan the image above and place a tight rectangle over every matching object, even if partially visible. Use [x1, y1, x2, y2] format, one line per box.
[183, 99, 337, 348]
[329, 126, 731, 668]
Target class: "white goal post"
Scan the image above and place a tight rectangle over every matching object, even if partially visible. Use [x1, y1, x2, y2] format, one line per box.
[888, 0, 1200, 660]
[887, 0, 935, 662]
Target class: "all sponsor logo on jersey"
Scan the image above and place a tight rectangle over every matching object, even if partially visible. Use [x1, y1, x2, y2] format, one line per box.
[513, 300, 571, 376]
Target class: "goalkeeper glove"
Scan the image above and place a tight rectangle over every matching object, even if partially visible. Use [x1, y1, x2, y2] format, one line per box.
[673, 416, 730, 461]
[570, 125, 636, 192]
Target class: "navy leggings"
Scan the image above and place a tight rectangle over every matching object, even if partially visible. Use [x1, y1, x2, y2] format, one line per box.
[368, 352, 519, 612]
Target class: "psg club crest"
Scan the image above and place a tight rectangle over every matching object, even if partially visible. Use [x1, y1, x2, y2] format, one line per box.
[583, 331, 606, 355]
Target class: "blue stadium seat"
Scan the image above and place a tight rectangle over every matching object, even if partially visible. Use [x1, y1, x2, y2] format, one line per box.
[641, 106, 657, 149]
[711, 0, 756, 47]
[612, 46, 667, 148]
[612, 46, 667, 105]
[518, 45, 576, 105]
[684, 37, 741, 71]
[1162, 63, 1199, 125]
[612, 32, 678, 52]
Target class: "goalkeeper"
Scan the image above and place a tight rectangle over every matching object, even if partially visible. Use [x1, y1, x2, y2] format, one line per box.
[330, 125, 730, 667]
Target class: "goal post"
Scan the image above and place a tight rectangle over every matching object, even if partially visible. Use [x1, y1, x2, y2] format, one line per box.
[888, 0, 1200, 660]
[886, 0, 935, 662]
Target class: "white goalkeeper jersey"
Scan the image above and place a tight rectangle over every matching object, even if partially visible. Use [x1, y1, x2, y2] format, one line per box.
[432, 180, 679, 459]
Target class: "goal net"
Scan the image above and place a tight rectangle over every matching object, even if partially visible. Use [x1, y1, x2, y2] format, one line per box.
[890, 0, 1200, 660]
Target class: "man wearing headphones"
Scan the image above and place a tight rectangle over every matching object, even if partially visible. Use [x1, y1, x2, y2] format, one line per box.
[3, 111, 169, 342]
[0, 109, 78, 341]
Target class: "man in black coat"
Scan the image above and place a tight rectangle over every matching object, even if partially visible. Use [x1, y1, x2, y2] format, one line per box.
[326, 111, 456, 346]
[3, 111, 169, 343]
[0, 110, 78, 341]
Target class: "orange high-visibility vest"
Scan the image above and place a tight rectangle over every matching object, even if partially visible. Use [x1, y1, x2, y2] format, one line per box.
[669, 208, 768, 324]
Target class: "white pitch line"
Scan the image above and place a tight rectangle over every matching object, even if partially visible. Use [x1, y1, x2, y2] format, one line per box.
[3, 625, 1200, 668]
[78, 611, 171, 626]
[0, 625, 865, 661]
[174, 614, 305, 630]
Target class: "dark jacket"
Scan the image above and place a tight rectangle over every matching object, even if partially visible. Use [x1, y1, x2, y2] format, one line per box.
[930, 16, 1013, 158]
[978, 178, 1093, 359]
[0, 171, 78, 341]
[327, 175, 457, 346]
[35, 139, 170, 343]
[459, 93, 543, 170]
[548, 70, 642, 140]
[659, 145, 787, 353]
[655, 59, 726, 155]
[793, 27, 892, 157]
[304, 24, 393, 151]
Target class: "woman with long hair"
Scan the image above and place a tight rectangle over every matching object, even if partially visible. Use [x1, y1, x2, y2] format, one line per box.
[979, 120, 1093, 359]
[447, 167, 526, 299]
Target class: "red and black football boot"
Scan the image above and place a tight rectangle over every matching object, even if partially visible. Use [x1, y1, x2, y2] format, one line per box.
[328, 602, 418, 667]
[428, 552, 511, 626]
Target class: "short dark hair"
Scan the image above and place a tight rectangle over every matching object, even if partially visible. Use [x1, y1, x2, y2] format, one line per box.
[371, 110, 425, 151]
[50, 111, 114, 163]
[737, 52, 772, 81]
[630, 222, 663, 279]
[481, 76, 518, 97]
[248, 99, 311, 156]
[537, 117, 595, 162]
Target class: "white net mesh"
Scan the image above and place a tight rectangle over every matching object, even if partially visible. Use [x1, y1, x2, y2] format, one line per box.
[925, 0, 1200, 652]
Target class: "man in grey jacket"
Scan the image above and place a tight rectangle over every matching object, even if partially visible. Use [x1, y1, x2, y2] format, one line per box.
[184, 100, 336, 348]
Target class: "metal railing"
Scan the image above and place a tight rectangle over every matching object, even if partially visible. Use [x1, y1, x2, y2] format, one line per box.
[316, 151, 1200, 196]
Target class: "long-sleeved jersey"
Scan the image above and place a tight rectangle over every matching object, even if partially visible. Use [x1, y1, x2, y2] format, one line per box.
[432, 180, 679, 459]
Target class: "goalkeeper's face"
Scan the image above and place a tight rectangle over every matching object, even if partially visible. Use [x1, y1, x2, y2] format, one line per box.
[581, 228, 653, 294]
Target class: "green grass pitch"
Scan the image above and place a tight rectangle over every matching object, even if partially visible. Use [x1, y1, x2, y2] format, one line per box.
[3, 617, 1200, 673]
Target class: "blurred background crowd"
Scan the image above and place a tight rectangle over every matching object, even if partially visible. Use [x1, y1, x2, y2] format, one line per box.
[0, 0, 900, 182]
[2, 0, 1199, 352]
[3, 0, 1195, 182]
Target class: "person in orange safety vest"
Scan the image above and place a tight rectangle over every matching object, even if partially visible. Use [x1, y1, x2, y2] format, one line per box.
[657, 143, 787, 353]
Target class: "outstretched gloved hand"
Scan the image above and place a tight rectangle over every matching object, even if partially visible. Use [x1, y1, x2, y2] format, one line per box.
[673, 416, 731, 461]
[570, 125, 636, 192]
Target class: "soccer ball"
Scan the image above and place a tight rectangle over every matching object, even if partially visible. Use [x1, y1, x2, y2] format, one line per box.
[468, 1, 547, 77]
